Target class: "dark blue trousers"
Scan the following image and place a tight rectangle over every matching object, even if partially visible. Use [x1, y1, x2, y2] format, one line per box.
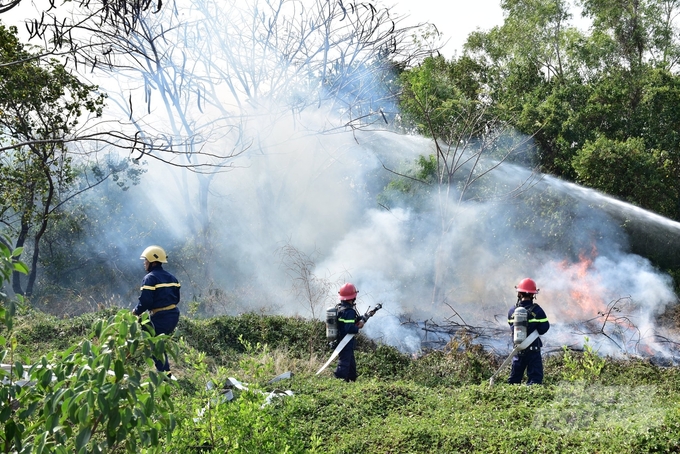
[508, 349, 543, 385]
[334, 345, 357, 382]
[148, 309, 179, 372]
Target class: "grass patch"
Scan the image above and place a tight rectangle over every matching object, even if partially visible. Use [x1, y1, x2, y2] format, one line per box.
[5, 307, 680, 453]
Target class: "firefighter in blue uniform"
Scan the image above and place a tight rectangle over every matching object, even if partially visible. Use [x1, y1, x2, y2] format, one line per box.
[132, 245, 181, 374]
[507, 278, 550, 384]
[334, 283, 365, 382]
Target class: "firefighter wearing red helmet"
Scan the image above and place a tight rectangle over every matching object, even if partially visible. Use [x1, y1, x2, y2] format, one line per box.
[507, 278, 550, 384]
[334, 283, 365, 382]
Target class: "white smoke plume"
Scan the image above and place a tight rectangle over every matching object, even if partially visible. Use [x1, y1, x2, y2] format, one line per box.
[33, 0, 676, 359]
[128, 108, 679, 358]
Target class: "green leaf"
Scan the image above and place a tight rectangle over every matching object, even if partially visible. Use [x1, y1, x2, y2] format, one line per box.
[97, 392, 110, 414]
[114, 359, 124, 381]
[96, 367, 106, 386]
[50, 387, 69, 413]
[145, 395, 155, 415]
[75, 426, 91, 451]
[86, 390, 95, 409]
[77, 403, 89, 425]
[0, 404, 11, 422]
[118, 321, 129, 340]
[45, 412, 58, 432]
[149, 427, 159, 444]
[93, 320, 104, 337]
[61, 344, 78, 356]
[40, 369, 53, 388]
[12, 262, 29, 274]
[107, 409, 121, 435]
[129, 339, 138, 355]
[68, 398, 80, 421]
[4, 419, 17, 444]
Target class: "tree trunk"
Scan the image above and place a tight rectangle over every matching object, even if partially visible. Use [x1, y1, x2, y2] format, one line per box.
[25, 216, 48, 297]
[25, 166, 55, 297]
[12, 220, 29, 296]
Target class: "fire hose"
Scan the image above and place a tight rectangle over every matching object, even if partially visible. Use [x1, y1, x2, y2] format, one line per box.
[488, 330, 539, 387]
[316, 304, 382, 375]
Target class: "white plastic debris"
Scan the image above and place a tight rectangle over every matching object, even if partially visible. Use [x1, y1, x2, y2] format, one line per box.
[268, 371, 294, 383]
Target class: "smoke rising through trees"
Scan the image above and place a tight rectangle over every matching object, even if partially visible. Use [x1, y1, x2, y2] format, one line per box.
[3, 0, 679, 358]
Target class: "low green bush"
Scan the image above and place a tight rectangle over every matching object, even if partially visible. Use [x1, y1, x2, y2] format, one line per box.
[356, 343, 411, 380]
[405, 336, 496, 387]
[1, 309, 178, 453]
[2, 284, 679, 453]
[176, 313, 327, 364]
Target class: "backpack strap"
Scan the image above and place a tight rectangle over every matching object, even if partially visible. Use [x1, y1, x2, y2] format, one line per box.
[526, 303, 537, 319]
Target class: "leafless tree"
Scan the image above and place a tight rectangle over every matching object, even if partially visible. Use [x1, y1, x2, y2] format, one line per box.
[0, 0, 217, 170]
[277, 241, 336, 318]
[53, 0, 436, 285]
[379, 35, 560, 307]
[3, 0, 440, 176]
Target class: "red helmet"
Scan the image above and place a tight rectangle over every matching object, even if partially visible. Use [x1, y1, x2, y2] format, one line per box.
[338, 283, 358, 300]
[516, 278, 538, 294]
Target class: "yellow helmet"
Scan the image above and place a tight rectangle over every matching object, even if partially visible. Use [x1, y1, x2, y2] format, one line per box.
[140, 245, 168, 263]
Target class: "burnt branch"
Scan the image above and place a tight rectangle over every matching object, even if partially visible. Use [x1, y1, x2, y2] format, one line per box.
[570, 297, 641, 353]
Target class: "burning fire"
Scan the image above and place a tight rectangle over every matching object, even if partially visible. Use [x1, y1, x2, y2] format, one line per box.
[550, 244, 607, 322]
[532, 244, 680, 360]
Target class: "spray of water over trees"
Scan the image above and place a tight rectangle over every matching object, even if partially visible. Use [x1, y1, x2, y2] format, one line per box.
[2, 0, 680, 360]
[2, 0, 680, 452]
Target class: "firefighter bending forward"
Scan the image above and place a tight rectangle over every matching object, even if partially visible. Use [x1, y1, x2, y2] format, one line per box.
[507, 278, 550, 385]
[335, 283, 365, 382]
[132, 245, 181, 374]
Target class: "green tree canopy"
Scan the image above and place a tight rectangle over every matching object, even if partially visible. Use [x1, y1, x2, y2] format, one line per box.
[0, 23, 106, 297]
[441, 0, 680, 220]
[572, 136, 677, 216]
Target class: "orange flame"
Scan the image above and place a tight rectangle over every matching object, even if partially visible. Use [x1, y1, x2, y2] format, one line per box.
[553, 244, 607, 321]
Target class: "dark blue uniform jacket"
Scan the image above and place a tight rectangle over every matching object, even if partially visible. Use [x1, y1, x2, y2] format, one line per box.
[508, 301, 549, 348]
[337, 302, 360, 347]
[133, 265, 181, 315]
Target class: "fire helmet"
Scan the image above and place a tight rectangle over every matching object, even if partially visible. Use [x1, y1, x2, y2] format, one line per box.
[515, 278, 538, 294]
[140, 245, 168, 263]
[338, 283, 358, 300]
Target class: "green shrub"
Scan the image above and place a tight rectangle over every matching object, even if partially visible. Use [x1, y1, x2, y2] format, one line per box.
[9, 308, 120, 359]
[356, 344, 410, 380]
[561, 337, 606, 382]
[177, 313, 327, 364]
[1, 306, 178, 453]
[406, 334, 496, 387]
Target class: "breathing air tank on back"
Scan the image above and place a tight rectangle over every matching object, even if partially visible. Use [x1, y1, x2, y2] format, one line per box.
[325, 305, 338, 341]
[513, 306, 528, 345]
